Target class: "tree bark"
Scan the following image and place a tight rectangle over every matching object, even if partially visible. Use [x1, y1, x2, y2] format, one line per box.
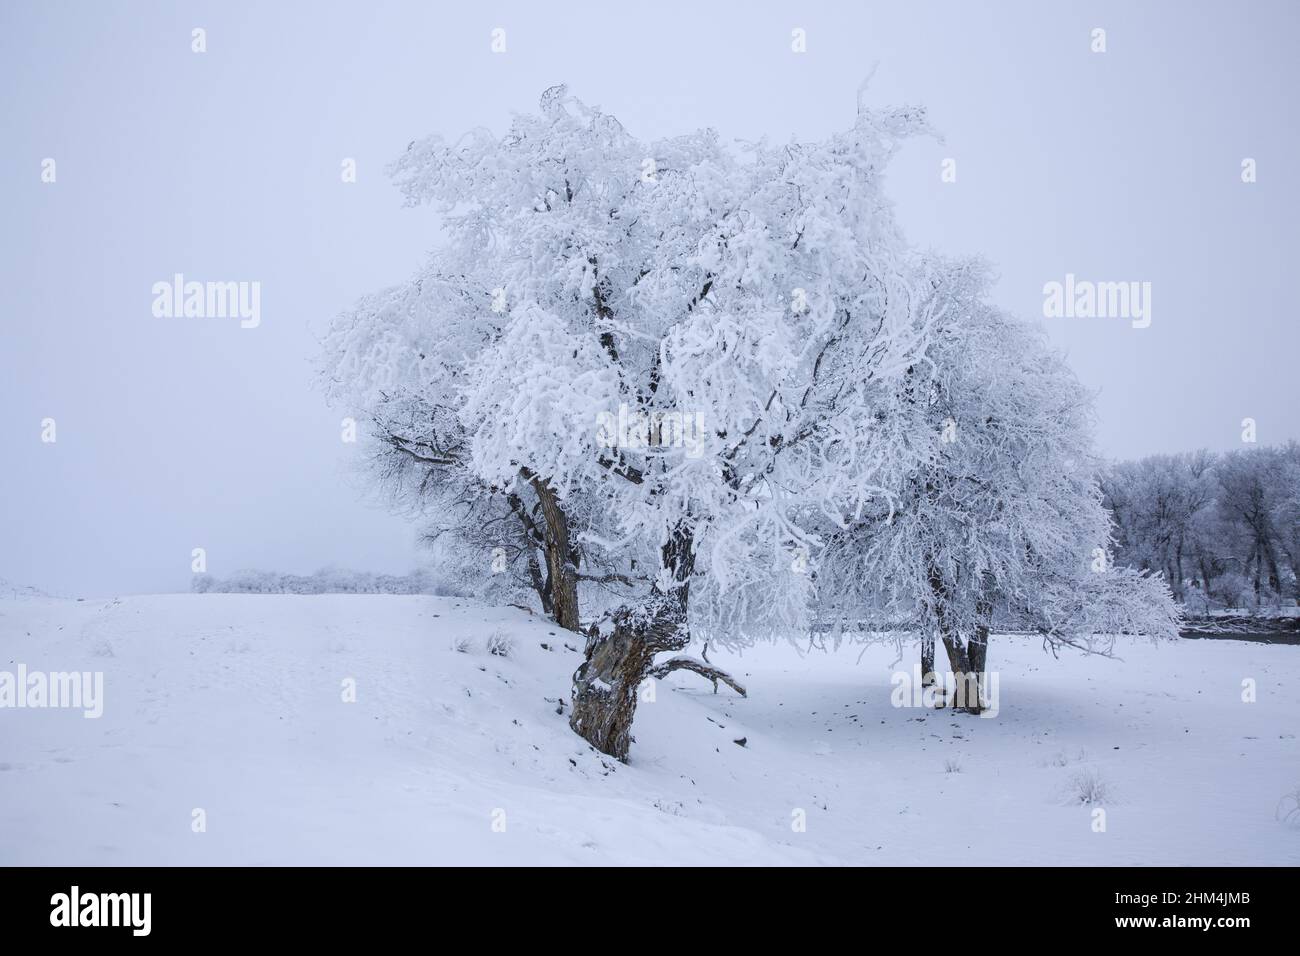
[921, 629, 936, 689]
[529, 474, 580, 632]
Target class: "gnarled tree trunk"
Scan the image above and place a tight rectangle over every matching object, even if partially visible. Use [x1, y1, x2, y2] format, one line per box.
[569, 604, 686, 761]
[569, 523, 695, 760]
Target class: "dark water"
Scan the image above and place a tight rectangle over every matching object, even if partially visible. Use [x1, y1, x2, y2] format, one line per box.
[1180, 630, 1300, 646]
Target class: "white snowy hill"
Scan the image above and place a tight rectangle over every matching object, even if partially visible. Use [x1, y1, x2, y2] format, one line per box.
[1, 594, 1296, 865]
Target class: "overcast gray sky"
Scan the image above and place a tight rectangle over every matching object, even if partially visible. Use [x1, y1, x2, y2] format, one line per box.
[2, 0, 1296, 597]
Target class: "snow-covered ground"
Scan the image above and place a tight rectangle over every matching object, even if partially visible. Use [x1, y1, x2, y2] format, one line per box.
[1, 593, 1296, 865]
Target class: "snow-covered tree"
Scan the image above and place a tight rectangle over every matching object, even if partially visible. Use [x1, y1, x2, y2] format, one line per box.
[1271, 442, 1300, 602]
[1101, 451, 1216, 604]
[1103, 444, 1300, 609]
[1214, 448, 1291, 604]
[816, 259, 1180, 710]
[322, 86, 1179, 754]
[322, 86, 943, 757]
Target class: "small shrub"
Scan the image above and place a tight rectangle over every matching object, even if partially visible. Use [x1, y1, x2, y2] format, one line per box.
[1068, 767, 1111, 805]
[486, 630, 513, 658]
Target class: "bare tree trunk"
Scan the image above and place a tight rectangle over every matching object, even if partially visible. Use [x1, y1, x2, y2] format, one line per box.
[569, 523, 694, 760]
[1199, 554, 1216, 609]
[967, 623, 989, 707]
[526, 549, 551, 616]
[529, 474, 580, 632]
[569, 604, 685, 761]
[938, 631, 983, 714]
[507, 487, 558, 621]
[1174, 539, 1186, 602]
[921, 629, 936, 689]
[1265, 545, 1282, 600]
[1252, 543, 1262, 602]
[927, 559, 988, 715]
[963, 589, 993, 711]
[968, 626, 988, 675]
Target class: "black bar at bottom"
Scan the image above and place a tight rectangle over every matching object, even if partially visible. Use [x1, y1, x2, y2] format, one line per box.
[0, 866, 1284, 941]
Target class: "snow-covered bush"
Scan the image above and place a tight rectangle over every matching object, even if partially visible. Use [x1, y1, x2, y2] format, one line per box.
[486, 630, 514, 658]
[1067, 767, 1112, 805]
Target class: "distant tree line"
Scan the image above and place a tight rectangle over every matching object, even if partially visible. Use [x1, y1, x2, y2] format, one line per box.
[1101, 443, 1300, 612]
[191, 567, 449, 596]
